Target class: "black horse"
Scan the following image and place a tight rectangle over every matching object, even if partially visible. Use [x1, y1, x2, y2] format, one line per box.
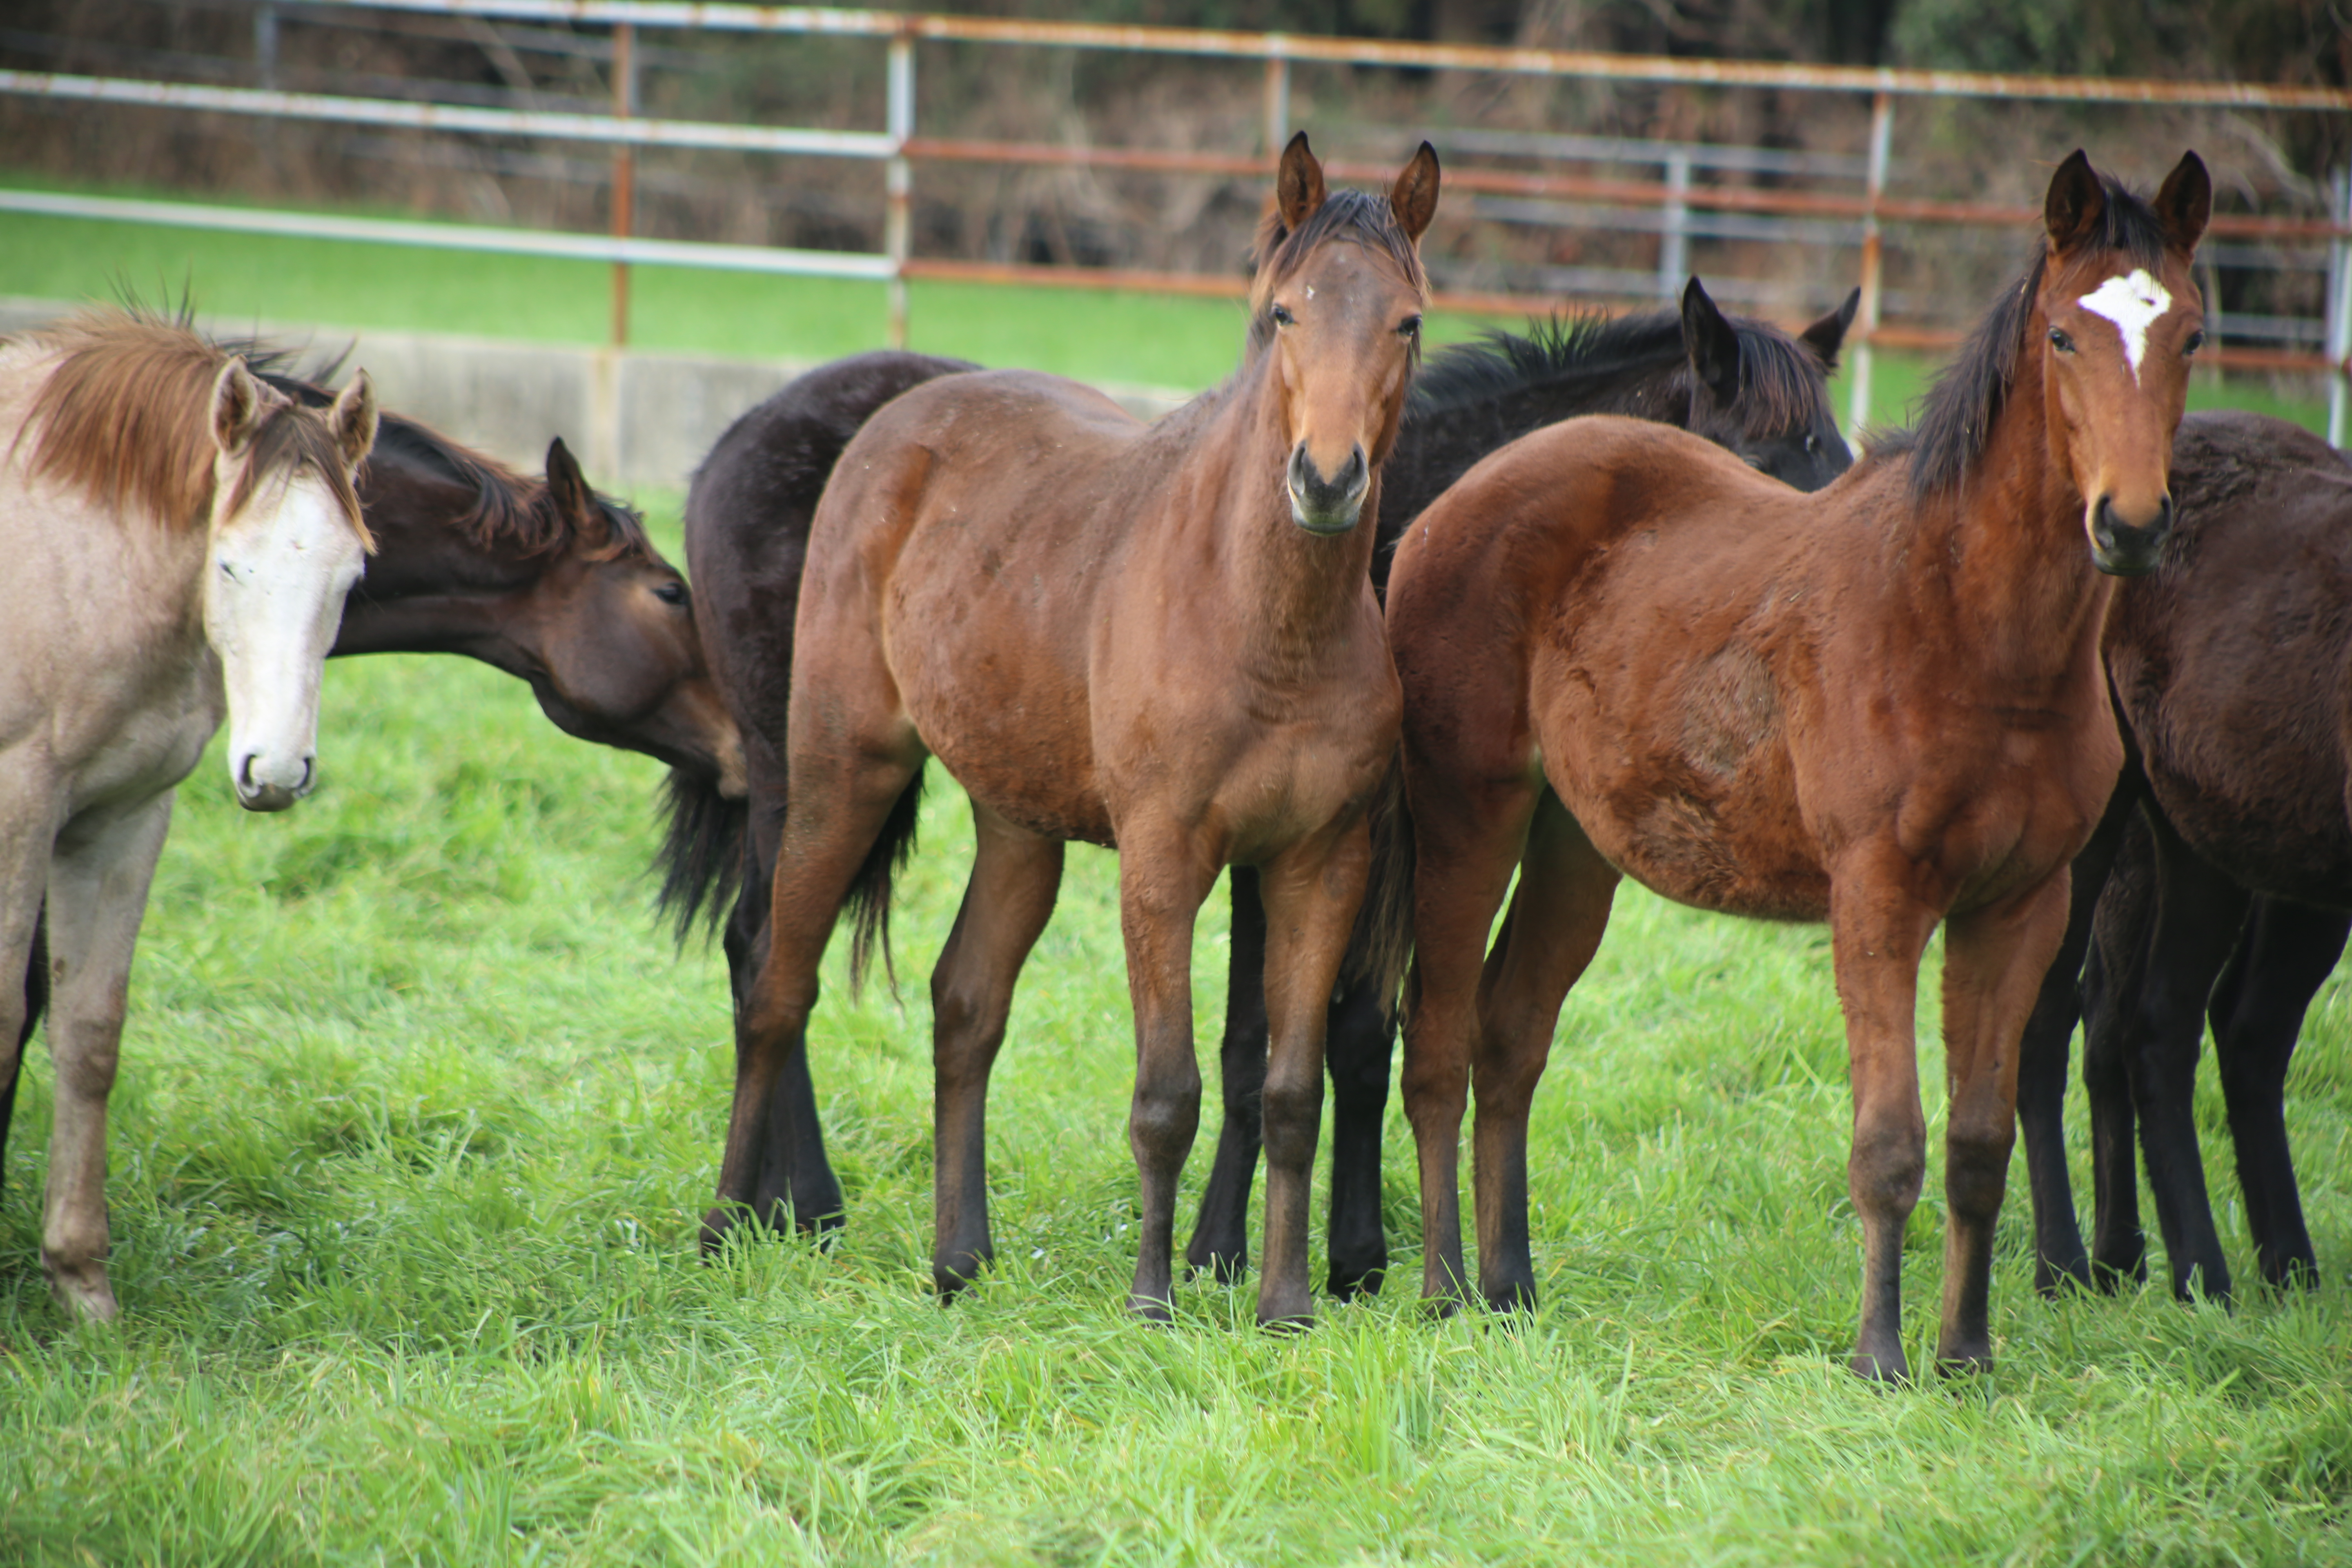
[2017, 410, 2352, 1303]
[659, 278, 1859, 1291]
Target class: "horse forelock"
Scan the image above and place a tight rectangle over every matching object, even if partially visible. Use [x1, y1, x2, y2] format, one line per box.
[1245, 188, 1430, 359]
[221, 405, 374, 552]
[1889, 172, 2176, 503]
[1729, 318, 1835, 438]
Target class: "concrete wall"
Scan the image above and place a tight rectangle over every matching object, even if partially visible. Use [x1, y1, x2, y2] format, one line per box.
[1, 297, 1189, 494]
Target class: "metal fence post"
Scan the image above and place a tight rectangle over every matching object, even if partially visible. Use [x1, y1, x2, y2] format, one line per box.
[1658, 149, 1690, 301]
[1847, 90, 1892, 434]
[253, 4, 279, 89]
[1263, 42, 1290, 156]
[885, 27, 913, 350]
[609, 21, 635, 350]
[2330, 163, 2349, 449]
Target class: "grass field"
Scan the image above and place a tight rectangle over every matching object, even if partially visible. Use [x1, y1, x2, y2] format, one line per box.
[2, 179, 2349, 1563]
[0, 496, 2346, 1564]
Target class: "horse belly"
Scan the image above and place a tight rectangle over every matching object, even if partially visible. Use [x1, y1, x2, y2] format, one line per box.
[886, 584, 1114, 847]
[1541, 645, 1829, 920]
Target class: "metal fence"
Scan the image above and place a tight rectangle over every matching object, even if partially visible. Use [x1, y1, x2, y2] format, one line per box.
[5, 0, 2349, 437]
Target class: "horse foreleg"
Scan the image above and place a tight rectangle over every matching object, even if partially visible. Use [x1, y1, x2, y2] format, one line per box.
[1827, 859, 1939, 1383]
[1116, 830, 1215, 1322]
[2209, 898, 2344, 1290]
[1936, 873, 2071, 1373]
[930, 808, 1062, 1297]
[2126, 819, 2250, 1303]
[1468, 792, 1615, 1313]
[40, 793, 174, 1323]
[2017, 782, 2132, 1295]
[1399, 773, 1539, 1311]
[1185, 866, 1267, 1285]
[1255, 823, 1372, 1329]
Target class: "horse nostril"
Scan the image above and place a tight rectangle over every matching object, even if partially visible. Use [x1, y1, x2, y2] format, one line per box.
[239, 753, 258, 791]
[298, 756, 316, 795]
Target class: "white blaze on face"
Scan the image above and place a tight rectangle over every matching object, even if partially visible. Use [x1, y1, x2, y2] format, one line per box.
[2077, 269, 2174, 384]
[204, 471, 368, 810]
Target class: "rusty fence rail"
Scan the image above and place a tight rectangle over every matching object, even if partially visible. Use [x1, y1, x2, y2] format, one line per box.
[5, 0, 2348, 438]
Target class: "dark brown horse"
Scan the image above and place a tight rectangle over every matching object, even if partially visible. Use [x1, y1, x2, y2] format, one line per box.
[5, 384, 744, 1205]
[2017, 410, 2352, 1302]
[709, 135, 1436, 1327]
[660, 281, 1858, 1276]
[1385, 150, 2209, 1380]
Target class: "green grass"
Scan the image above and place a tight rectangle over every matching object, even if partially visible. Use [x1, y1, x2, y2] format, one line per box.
[1, 501, 2346, 1564]
[4, 170, 2329, 437]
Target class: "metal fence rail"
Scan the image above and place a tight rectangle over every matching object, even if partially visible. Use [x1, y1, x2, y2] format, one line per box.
[6, 1, 2348, 437]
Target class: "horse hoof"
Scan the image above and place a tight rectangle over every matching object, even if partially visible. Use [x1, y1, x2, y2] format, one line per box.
[2032, 1255, 2094, 1298]
[1257, 1307, 1315, 1334]
[1935, 1348, 1994, 1379]
[698, 1205, 745, 1257]
[1846, 1345, 1911, 1385]
[1419, 1292, 1466, 1321]
[1327, 1261, 1386, 1301]
[1185, 1246, 1247, 1286]
[45, 1267, 118, 1325]
[1482, 1280, 1538, 1314]
[1128, 1292, 1176, 1325]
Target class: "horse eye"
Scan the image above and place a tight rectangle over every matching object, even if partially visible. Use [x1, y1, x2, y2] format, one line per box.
[2048, 327, 2076, 353]
[653, 581, 687, 606]
[2184, 330, 2206, 356]
[1397, 314, 1423, 338]
[1270, 303, 1296, 328]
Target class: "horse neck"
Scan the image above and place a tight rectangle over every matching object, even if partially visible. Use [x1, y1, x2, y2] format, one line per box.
[1185, 363, 1384, 670]
[332, 461, 553, 665]
[1913, 350, 2111, 684]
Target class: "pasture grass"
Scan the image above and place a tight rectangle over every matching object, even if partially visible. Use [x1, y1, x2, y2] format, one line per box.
[2, 501, 2348, 1564]
[0, 169, 2334, 437]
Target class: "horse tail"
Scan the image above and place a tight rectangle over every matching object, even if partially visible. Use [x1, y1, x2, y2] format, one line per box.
[1350, 751, 1415, 1020]
[654, 766, 749, 949]
[844, 763, 927, 1000]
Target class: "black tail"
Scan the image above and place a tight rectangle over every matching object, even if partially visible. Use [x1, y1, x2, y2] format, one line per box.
[654, 766, 751, 948]
[844, 764, 927, 1000]
[1350, 752, 1415, 1019]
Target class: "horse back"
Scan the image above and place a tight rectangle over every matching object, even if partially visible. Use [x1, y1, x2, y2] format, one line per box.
[2107, 412, 2352, 904]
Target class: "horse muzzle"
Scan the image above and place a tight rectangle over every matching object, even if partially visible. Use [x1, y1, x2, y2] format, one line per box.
[236, 751, 315, 813]
[1287, 442, 1370, 535]
[2088, 492, 2173, 577]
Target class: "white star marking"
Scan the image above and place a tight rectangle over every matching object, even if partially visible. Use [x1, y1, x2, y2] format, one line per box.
[2077, 270, 2174, 383]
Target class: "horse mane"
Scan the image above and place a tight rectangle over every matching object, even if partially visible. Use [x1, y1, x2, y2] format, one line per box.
[16, 307, 363, 540]
[1246, 188, 1431, 360]
[1412, 306, 1826, 430]
[1878, 173, 2176, 502]
[255, 368, 655, 565]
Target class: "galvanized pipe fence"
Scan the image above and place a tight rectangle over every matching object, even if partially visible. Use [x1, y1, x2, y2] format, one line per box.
[4, 0, 2348, 437]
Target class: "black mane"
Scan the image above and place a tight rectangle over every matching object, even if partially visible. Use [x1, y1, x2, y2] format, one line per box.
[1877, 173, 2176, 502]
[1413, 305, 1825, 430]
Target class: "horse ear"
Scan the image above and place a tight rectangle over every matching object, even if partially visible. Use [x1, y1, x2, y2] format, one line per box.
[1276, 131, 1326, 233]
[1801, 287, 1861, 370]
[327, 369, 378, 472]
[1390, 141, 1440, 245]
[1680, 277, 1740, 404]
[2044, 149, 2106, 253]
[211, 358, 265, 457]
[2152, 151, 2211, 256]
[544, 437, 610, 543]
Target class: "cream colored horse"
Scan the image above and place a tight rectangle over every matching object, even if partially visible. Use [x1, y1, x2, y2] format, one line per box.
[0, 309, 375, 1321]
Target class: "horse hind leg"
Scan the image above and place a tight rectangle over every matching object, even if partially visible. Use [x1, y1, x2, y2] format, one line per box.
[705, 738, 924, 1254]
[930, 806, 1062, 1297]
[2207, 897, 2343, 1290]
[1185, 866, 1269, 1286]
[1468, 791, 1616, 1313]
[39, 793, 176, 1323]
[1322, 964, 1396, 1301]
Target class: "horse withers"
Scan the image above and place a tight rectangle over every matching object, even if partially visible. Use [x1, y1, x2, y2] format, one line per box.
[711, 134, 1436, 1328]
[1385, 150, 2209, 1380]
[0, 308, 375, 1321]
